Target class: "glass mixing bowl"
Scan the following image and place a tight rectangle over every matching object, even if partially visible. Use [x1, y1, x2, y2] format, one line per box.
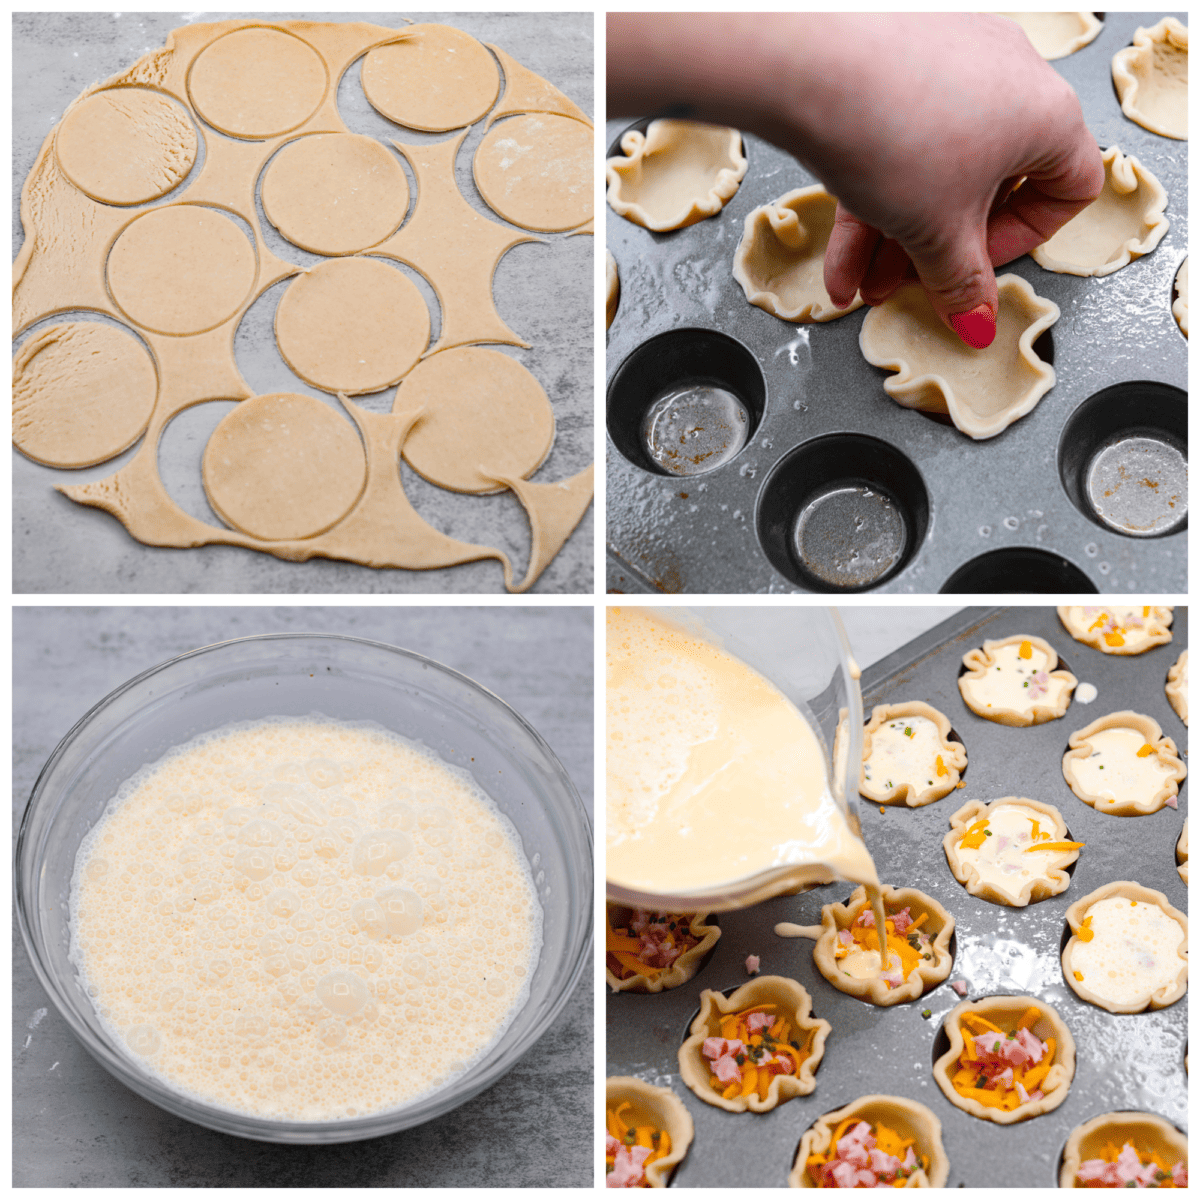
[606, 604, 863, 912]
[15, 633, 592, 1144]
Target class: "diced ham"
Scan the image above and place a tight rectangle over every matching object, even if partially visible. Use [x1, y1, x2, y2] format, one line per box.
[951, 980, 968, 996]
[818, 1121, 918, 1188]
[1165, 794, 1178, 809]
[890, 908, 913, 934]
[745, 1011, 773, 1034]
[712, 1054, 741, 1085]
[702, 1036, 743, 1061]
[836, 929, 854, 947]
[606, 1132, 620, 1155]
[745, 954, 760, 975]
[1014, 1081, 1029, 1105]
[858, 910, 875, 927]
[607, 1144, 652, 1187]
[869, 1148, 902, 1176]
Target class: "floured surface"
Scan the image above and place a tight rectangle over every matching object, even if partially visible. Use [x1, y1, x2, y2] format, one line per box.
[12, 13, 593, 594]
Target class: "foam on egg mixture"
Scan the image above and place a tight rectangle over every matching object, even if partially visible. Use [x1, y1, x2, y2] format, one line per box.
[69, 716, 541, 1122]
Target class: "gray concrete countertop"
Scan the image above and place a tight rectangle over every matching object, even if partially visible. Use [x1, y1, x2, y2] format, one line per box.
[13, 12, 594, 595]
[13, 605, 593, 1186]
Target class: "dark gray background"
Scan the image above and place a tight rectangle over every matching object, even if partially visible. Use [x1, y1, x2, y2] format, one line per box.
[13, 605, 593, 1186]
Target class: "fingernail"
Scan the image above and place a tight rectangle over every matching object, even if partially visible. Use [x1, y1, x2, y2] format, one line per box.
[949, 304, 996, 349]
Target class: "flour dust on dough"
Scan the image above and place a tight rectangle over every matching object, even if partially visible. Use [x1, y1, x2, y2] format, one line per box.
[274, 257, 429, 395]
[733, 185, 863, 323]
[473, 114, 593, 233]
[1029, 145, 1168, 277]
[993, 12, 1102, 60]
[1111, 17, 1188, 141]
[859, 274, 1059, 440]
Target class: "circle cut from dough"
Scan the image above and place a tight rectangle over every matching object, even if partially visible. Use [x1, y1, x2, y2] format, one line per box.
[274, 258, 430, 395]
[1062, 710, 1186, 816]
[261, 134, 409, 256]
[958, 634, 1076, 726]
[202, 393, 366, 541]
[473, 114, 593, 232]
[994, 12, 1102, 60]
[107, 205, 257, 336]
[605, 905, 719, 994]
[397, 347, 555, 494]
[188, 26, 327, 139]
[605, 1077, 694, 1188]
[860, 701, 966, 807]
[1060, 1111, 1188, 1189]
[1111, 17, 1188, 140]
[13, 322, 157, 468]
[56, 87, 197, 206]
[1166, 649, 1187, 724]
[360, 25, 499, 132]
[1058, 605, 1174, 654]
[1177, 819, 1188, 884]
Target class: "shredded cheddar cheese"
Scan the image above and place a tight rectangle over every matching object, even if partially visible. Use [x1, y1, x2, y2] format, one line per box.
[1137, 743, 1155, 758]
[950, 1007, 1055, 1112]
[959, 819, 990, 850]
[1018, 640, 1033, 659]
[1078, 915, 1094, 942]
[935, 755, 947, 777]
[704, 1003, 814, 1103]
[606, 909, 703, 982]
[1025, 840, 1085, 853]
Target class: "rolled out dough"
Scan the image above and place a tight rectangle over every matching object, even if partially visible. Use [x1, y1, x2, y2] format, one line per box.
[994, 13, 1102, 60]
[274, 257, 430, 395]
[261, 133, 409, 256]
[473, 114, 593, 233]
[56, 87, 197, 206]
[1112, 18, 1188, 140]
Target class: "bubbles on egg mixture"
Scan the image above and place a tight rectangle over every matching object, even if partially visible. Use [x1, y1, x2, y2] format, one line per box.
[68, 717, 542, 1122]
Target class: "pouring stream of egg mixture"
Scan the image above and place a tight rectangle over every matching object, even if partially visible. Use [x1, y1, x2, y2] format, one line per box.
[606, 607, 888, 958]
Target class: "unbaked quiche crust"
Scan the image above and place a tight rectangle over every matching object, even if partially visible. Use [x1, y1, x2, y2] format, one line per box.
[605, 1076, 695, 1188]
[1062, 710, 1186, 816]
[605, 905, 721, 994]
[1060, 1110, 1188, 1189]
[860, 701, 966, 807]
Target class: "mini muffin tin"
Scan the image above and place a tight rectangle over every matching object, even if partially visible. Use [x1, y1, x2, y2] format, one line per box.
[605, 605, 1188, 1187]
[605, 12, 1187, 594]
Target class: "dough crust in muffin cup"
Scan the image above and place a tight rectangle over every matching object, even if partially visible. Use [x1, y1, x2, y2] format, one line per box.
[1062, 710, 1186, 816]
[1061, 880, 1187, 1013]
[1059, 1110, 1188, 1188]
[678, 976, 829, 1113]
[958, 635, 1076, 726]
[1057, 605, 1174, 655]
[789, 1093, 950, 1188]
[1166, 649, 1187, 725]
[605, 905, 720, 994]
[859, 702, 966, 808]
[605, 1075, 695, 1187]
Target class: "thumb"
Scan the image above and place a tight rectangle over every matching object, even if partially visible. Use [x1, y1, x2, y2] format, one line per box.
[906, 226, 1000, 350]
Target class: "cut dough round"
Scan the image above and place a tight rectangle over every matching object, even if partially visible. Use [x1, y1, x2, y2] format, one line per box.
[473, 114, 592, 232]
[188, 26, 327, 139]
[677, 975, 829, 1113]
[944, 797, 1081, 908]
[1178, 819, 1189, 884]
[360, 24, 499, 132]
[605, 250, 619, 330]
[1061, 1111, 1188, 1188]
[107, 205, 257, 336]
[261, 134, 409, 256]
[606, 118, 747, 232]
[1058, 605, 1174, 655]
[605, 1077, 694, 1188]
[1062, 710, 1186, 816]
[859, 274, 1058, 440]
[1062, 881, 1187, 1013]
[1166, 649, 1187, 724]
[860, 701, 966, 807]
[56, 87, 196, 205]
[993, 12, 1102, 60]
[1029, 145, 1168, 277]
[202, 393, 366, 540]
[1112, 18, 1188, 140]
[790, 1094, 950, 1188]
[274, 258, 429, 395]
[734, 186, 864, 323]
[809, 884, 954, 1007]
[397, 347, 554, 494]
[932, 995, 1075, 1124]
[605, 905, 720, 994]
[13, 322, 157, 468]
[958, 634, 1076, 726]
[1173, 258, 1188, 336]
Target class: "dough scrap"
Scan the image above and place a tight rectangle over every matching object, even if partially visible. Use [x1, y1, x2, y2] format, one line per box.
[733, 186, 864, 322]
[360, 24, 498, 132]
[1029, 145, 1169, 277]
[932, 995, 1075, 1124]
[993, 12, 1102, 60]
[202, 392, 367, 540]
[860, 701, 966, 807]
[958, 634, 1077, 726]
[485, 43, 593, 129]
[677, 976, 830, 1113]
[188, 26, 328, 138]
[605, 1077, 694, 1187]
[274, 257, 429, 395]
[1062, 881, 1187, 1013]
[606, 119, 747, 232]
[605, 249, 619, 330]
[809, 884, 955, 1007]
[12, 322, 157, 468]
[604, 905, 719, 994]
[1062, 710, 1186, 816]
[790, 1094, 950, 1188]
[1166, 649, 1187, 725]
[1177, 819, 1188, 884]
[261, 133, 409, 256]
[944, 796, 1080, 907]
[1058, 605, 1173, 654]
[859, 274, 1058, 440]
[56, 86, 197, 205]
[1060, 1112, 1188, 1189]
[1112, 17, 1188, 140]
[396, 347, 554, 494]
[106, 204, 258, 336]
[1173, 257, 1188, 335]
[473, 113, 593, 233]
